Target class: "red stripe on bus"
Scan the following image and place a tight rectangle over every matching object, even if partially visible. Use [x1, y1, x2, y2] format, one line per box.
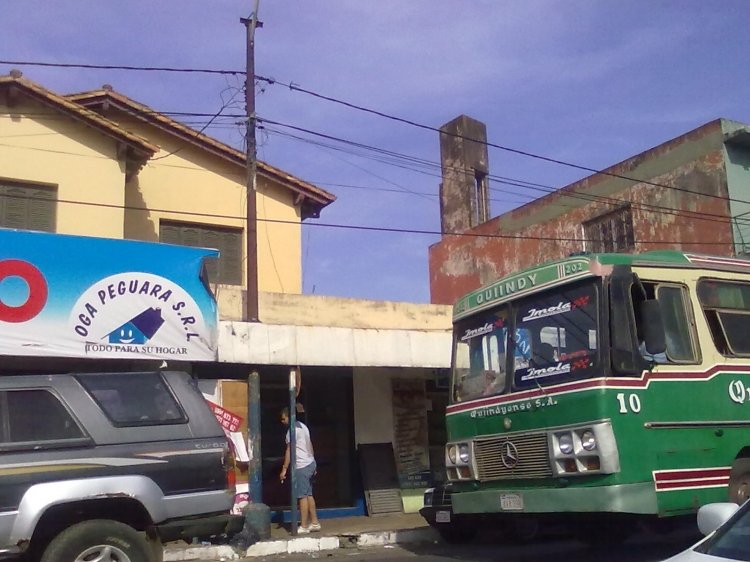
[654, 468, 731, 482]
[446, 365, 750, 415]
[655, 477, 730, 491]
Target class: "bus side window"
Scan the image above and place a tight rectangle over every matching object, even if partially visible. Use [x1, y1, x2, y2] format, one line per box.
[655, 284, 699, 363]
[698, 279, 750, 356]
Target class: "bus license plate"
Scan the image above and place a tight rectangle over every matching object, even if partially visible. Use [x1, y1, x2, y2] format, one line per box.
[436, 510, 451, 523]
[500, 493, 524, 511]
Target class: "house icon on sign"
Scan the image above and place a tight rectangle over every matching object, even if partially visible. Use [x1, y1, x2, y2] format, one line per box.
[107, 308, 165, 344]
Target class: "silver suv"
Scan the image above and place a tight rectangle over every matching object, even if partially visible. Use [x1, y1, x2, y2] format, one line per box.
[0, 370, 242, 562]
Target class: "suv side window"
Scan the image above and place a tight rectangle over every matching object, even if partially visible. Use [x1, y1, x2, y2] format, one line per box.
[0, 389, 86, 445]
[77, 372, 186, 426]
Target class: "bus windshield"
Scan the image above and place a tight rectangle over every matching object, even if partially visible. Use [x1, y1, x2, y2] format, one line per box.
[513, 282, 599, 390]
[452, 281, 600, 402]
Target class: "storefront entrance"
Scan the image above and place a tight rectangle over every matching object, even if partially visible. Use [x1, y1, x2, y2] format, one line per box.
[259, 367, 357, 512]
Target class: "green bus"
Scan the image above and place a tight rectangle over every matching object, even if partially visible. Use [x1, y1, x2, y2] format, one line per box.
[438, 250, 750, 543]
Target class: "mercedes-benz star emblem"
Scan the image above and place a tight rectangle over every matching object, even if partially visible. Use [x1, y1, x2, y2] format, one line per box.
[501, 441, 519, 469]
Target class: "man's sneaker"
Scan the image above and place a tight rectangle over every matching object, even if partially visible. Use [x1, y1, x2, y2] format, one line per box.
[309, 522, 322, 532]
[297, 526, 310, 534]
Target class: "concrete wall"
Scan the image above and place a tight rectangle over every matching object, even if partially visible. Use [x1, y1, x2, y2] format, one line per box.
[257, 292, 452, 329]
[352, 366, 434, 513]
[218, 322, 451, 368]
[429, 119, 737, 305]
[1, 98, 126, 238]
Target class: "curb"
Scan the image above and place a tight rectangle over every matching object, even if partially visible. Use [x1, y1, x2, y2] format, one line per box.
[163, 527, 438, 560]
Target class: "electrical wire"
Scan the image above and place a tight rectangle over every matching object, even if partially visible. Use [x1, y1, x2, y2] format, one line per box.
[0, 189, 737, 247]
[1, 58, 746, 206]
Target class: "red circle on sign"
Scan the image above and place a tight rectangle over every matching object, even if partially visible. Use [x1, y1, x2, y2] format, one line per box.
[0, 260, 48, 323]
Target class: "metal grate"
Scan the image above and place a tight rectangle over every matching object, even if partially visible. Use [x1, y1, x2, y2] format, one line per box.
[433, 485, 453, 507]
[474, 432, 552, 481]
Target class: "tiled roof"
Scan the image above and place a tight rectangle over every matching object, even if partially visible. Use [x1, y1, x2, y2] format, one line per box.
[67, 86, 336, 217]
[0, 71, 158, 158]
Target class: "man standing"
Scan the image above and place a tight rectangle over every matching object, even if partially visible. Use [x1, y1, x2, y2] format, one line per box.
[279, 407, 321, 533]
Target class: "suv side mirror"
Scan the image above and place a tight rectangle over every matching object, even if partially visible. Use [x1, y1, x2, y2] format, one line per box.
[697, 503, 739, 536]
[639, 300, 666, 356]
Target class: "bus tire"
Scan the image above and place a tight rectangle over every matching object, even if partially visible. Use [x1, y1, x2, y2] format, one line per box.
[436, 524, 477, 544]
[729, 470, 750, 505]
[575, 521, 631, 547]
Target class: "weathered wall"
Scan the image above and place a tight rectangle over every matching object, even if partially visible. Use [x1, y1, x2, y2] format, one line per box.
[429, 119, 737, 305]
[219, 292, 451, 366]
[439, 115, 490, 233]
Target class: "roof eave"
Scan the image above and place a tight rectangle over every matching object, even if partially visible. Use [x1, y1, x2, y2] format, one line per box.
[2, 77, 158, 161]
[69, 90, 336, 216]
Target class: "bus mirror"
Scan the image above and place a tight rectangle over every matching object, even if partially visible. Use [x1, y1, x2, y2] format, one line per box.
[639, 300, 666, 355]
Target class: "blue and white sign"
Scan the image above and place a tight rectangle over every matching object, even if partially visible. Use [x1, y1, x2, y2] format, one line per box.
[0, 228, 219, 361]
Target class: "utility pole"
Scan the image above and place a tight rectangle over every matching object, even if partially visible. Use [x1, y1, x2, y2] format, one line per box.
[241, 1, 270, 542]
[243, 0, 261, 324]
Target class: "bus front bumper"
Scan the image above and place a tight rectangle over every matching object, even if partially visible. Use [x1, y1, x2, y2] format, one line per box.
[451, 482, 658, 515]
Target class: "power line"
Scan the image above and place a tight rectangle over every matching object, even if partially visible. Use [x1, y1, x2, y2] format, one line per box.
[0, 59, 241, 76]
[1, 64, 745, 230]
[0, 190, 736, 247]
[0, 117, 744, 229]
[1, 94, 744, 231]
[2, 58, 746, 206]
[260, 119, 748, 229]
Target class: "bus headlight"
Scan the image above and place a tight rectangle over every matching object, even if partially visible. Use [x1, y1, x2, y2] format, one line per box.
[549, 421, 620, 477]
[558, 433, 574, 455]
[458, 444, 470, 463]
[447, 445, 458, 464]
[581, 430, 597, 451]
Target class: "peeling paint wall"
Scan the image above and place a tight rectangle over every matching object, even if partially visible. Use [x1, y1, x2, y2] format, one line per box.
[439, 115, 490, 233]
[257, 292, 452, 330]
[430, 119, 744, 305]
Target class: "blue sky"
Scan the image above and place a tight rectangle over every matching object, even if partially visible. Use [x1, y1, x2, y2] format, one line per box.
[3, 1, 749, 303]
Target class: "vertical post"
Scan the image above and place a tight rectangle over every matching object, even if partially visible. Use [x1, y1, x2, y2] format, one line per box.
[239, 5, 271, 543]
[242, 0, 261, 323]
[247, 370, 262, 503]
[289, 368, 298, 534]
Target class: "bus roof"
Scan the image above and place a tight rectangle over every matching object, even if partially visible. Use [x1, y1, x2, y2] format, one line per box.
[452, 250, 750, 320]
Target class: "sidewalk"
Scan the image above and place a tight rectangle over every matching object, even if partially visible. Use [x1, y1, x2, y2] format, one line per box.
[163, 512, 438, 560]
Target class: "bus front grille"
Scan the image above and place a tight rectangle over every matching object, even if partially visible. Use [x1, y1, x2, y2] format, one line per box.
[474, 433, 552, 480]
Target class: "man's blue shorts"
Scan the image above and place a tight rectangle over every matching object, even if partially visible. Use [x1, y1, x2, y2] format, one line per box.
[294, 460, 316, 499]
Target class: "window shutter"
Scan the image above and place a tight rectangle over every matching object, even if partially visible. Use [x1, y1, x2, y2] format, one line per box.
[5, 187, 28, 229]
[0, 183, 56, 232]
[159, 221, 242, 285]
[27, 188, 55, 232]
[220, 230, 242, 285]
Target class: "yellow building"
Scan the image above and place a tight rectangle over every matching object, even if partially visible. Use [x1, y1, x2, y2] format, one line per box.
[0, 70, 335, 319]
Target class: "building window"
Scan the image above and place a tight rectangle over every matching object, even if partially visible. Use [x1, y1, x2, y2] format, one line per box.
[583, 206, 634, 253]
[160, 221, 242, 285]
[0, 181, 56, 232]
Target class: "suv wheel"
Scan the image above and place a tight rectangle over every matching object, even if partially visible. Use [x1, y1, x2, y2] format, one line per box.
[40, 519, 158, 562]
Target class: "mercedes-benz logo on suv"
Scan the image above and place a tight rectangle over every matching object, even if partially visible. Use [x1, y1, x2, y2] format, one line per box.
[501, 441, 519, 469]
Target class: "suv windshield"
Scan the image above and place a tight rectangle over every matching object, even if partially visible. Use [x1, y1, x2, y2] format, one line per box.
[451, 281, 600, 403]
